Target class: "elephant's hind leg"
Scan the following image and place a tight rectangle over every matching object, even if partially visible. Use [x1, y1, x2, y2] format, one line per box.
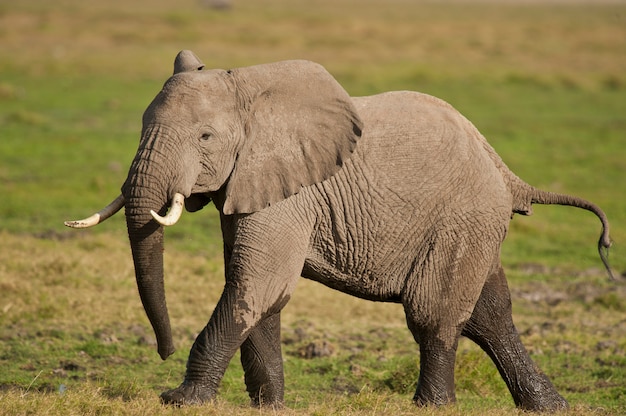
[402, 230, 498, 407]
[461, 261, 568, 411]
[240, 313, 285, 408]
[409, 327, 459, 406]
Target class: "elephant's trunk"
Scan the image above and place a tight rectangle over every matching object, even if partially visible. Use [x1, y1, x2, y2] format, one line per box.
[124, 182, 176, 360]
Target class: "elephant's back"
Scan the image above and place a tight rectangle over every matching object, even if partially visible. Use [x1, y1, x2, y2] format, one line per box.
[351, 91, 510, 212]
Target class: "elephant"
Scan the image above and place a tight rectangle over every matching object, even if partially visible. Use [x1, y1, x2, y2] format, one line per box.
[66, 50, 613, 411]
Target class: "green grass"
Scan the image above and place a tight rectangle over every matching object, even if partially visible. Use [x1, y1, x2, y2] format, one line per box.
[1, 0, 625, 414]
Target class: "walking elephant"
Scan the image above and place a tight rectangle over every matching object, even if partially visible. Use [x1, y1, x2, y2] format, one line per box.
[66, 50, 613, 411]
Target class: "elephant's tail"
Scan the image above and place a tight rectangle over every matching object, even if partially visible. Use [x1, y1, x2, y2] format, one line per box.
[474, 125, 614, 278]
[528, 187, 614, 280]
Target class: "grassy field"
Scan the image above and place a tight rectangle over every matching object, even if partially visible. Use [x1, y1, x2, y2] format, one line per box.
[1, 0, 625, 414]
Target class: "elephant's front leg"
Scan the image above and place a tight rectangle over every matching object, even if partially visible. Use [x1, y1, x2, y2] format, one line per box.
[240, 313, 284, 407]
[160, 284, 252, 405]
[161, 210, 310, 406]
[161, 283, 294, 406]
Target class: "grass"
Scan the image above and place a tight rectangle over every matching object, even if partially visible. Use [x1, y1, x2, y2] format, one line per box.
[1, 0, 625, 414]
[1, 233, 625, 415]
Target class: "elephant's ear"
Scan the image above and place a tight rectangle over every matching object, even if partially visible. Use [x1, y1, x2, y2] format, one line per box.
[222, 60, 363, 215]
[173, 50, 205, 74]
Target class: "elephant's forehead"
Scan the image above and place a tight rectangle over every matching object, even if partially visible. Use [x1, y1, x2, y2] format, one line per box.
[151, 73, 227, 111]
[146, 72, 233, 123]
[162, 70, 228, 96]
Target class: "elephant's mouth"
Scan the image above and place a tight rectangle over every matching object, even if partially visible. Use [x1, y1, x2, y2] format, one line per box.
[185, 193, 212, 213]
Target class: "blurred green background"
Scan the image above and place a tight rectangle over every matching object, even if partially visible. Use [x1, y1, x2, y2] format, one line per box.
[2, 0, 624, 271]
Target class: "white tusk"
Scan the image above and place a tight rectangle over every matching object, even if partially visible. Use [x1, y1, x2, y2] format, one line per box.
[64, 194, 125, 229]
[150, 193, 185, 226]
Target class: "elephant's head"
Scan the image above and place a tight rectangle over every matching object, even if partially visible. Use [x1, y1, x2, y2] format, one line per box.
[66, 50, 363, 360]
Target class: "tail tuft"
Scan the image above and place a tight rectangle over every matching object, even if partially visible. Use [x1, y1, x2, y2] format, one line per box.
[598, 240, 616, 281]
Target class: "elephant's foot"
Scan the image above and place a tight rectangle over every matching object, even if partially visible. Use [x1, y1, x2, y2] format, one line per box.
[412, 344, 457, 408]
[160, 382, 215, 406]
[515, 374, 569, 412]
[413, 386, 455, 407]
[248, 383, 284, 409]
[521, 396, 568, 413]
[251, 396, 284, 410]
[519, 393, 568, 412]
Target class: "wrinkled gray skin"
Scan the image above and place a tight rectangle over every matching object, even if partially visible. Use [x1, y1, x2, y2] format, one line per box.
[112, 51, 613, 411]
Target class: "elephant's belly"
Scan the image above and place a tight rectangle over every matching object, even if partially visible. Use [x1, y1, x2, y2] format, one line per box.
[301, 253, 406, 303]
[300, 168, 433, 303]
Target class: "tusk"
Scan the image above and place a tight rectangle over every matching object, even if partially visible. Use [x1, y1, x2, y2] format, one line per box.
[64, 194, 125, 228]
[150, 193, 185, 226]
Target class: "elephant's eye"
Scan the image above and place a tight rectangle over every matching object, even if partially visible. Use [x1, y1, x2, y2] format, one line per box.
[200, 132, 213, 141]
